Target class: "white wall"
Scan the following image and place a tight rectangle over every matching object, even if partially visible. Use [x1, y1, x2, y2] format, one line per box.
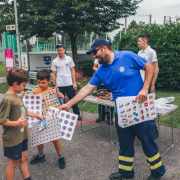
[28, 51, 94, 71]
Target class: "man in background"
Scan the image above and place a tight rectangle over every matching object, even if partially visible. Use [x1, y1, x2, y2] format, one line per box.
[51, 44, 82, 120]
[137, 34, 159, 93]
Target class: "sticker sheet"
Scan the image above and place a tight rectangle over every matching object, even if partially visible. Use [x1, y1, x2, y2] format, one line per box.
[31, 114, 61, 147]
[41, 89, 61, 116]
[58, 110, 78, 141]
[116, 93, 156, 128]
[48, 107, 78, 141]
[22, 94, 42, 128]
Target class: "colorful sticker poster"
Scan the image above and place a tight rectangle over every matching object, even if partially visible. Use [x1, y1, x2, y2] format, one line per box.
[31, 114, 61, 147]
[59, 110, 78, 141]
[116, 93, 156, 128]
[41, 89, 61, 116]
[22, 94, 42, 128]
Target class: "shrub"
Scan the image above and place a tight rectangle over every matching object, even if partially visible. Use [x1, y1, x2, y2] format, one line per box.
[78, 60, 94, 77]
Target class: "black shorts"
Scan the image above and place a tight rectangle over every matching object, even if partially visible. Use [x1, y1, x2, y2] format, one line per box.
[4, 139, 28, 160]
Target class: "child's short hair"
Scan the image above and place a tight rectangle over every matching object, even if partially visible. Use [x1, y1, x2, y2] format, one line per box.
[7, 67, 29, 86]
[37, 68, 50, 81]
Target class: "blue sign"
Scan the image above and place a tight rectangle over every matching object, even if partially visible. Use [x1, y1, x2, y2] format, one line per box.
[44, 56, 51, 65]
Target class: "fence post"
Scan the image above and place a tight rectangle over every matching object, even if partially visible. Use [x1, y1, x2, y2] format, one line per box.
[14, 0, 21, 68]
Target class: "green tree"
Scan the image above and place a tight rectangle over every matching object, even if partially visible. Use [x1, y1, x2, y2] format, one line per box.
[127, 20, 139, 31]
[0, 3, 15, 41]
[1, 0, 142, 70]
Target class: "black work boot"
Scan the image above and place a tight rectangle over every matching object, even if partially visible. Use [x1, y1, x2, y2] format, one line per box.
[109, 172, 133, 180]
[107, 118, 113, 125]
[106, 107, 114, 125]
[96, 113, 105, 123]
[147, 175, 161, 180]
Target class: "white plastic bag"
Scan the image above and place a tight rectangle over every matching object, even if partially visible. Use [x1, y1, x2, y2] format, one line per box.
[155, 97, 174, 106]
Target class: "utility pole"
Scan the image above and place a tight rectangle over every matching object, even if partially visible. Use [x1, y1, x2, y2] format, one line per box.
[125, 17, 127, 34]
[64, 34, 66, 49]
[37, 37, 38, 52]
[149, 14, 152, 25]
[90, 33, 93, 45]
[14, 0, 21, 68]
[56, 34, 58, 46]
[164, 16, 166, 25]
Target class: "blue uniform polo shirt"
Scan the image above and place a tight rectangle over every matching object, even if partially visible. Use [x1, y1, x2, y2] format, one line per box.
[89, 51, 147, 113]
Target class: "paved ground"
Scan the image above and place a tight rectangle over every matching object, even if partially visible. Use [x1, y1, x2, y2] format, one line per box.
[0, 77, 180, 180]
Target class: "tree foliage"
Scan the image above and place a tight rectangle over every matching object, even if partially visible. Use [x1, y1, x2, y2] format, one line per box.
[118, 20, 180, 90]
[0, 0, 142, 70]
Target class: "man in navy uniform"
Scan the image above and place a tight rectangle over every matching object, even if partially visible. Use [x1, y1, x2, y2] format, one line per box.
[59, 39, 165, 180]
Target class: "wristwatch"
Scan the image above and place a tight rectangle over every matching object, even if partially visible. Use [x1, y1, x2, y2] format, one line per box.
[52, 84, 56, 87]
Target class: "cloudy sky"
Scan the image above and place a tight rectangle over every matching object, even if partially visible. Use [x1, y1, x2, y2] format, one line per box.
[109, 0, 180, 40]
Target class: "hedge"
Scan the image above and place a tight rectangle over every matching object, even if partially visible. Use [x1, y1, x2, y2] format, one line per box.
[78, 60, 94, 77]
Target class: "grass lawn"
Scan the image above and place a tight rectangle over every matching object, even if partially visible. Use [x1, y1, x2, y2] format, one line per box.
[0, 62, 6, 77]
[0, 74, 179, 128]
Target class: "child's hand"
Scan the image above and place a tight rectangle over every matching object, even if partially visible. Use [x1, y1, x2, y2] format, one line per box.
[56, 92, 64, 101]
[37, 114, 44, 121]
[17, 117, 26, 128]
[20, 91, 26, 96]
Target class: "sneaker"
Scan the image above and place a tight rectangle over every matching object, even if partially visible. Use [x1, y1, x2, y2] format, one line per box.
[58, 157, 66, 169]
[109, 172, 133, 180]
[77, 115, 82, 121]
[96, 117, 105, 123]
[147, 175, 161, 180]
[30, 154, 46, 165]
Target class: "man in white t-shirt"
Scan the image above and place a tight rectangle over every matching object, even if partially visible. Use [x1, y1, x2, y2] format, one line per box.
[93, 59, 114, 125]
[137, 34, 159, 93]
[51, 44, 81, 120]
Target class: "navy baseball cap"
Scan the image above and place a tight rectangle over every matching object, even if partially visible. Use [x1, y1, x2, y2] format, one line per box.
[86, 39, 112, 54]
[56, 44, 65, 49]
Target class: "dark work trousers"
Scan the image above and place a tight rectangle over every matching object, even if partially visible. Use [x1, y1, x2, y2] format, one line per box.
[58, 85, 80, 115]
[97, 84, 114, 120]
[115, 114, 165, 178]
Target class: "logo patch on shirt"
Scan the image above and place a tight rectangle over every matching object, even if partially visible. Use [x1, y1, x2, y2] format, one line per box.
[119, 67, 125, 72]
